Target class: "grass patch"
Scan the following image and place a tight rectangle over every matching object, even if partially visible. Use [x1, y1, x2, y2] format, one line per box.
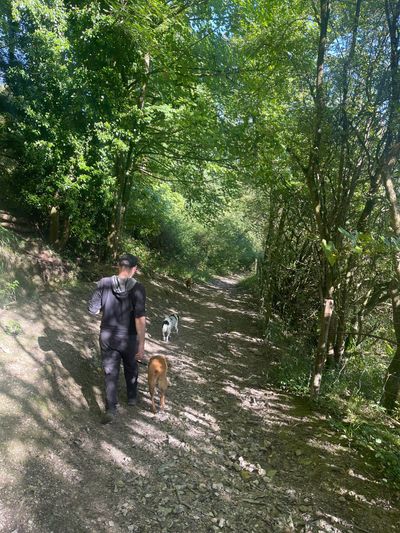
[0, 280, 19, 308]
[321, 397, 400, 487]
[237, 273, 258, 293]
[263, 317, 312, 395]
[0, 227, 21, 307]
[3, 319, 23, 336]
[262, 317, 400, 487]
[0, 225, 21, 248]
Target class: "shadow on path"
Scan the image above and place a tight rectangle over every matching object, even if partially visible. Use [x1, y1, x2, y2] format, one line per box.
[0, 275, 398, 533]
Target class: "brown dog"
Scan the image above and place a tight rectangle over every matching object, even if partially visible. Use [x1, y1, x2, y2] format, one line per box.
[147, 356, 168, 413]
[185, 277, 193, 290]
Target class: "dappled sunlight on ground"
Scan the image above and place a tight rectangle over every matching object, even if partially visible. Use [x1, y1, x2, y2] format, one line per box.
[0, 273, 399, 532]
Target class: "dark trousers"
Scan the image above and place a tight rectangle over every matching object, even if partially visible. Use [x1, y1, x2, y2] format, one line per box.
[99, 330, 138, 412]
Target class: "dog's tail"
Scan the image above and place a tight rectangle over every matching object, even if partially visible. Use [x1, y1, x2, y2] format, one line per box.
[149, 355, 168, 375]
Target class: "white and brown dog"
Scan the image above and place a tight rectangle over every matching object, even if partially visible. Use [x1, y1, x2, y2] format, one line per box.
[162, 313, 179, 342]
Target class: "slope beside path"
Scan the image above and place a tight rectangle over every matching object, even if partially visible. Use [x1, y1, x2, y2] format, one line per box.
[0, 274, 399, 533]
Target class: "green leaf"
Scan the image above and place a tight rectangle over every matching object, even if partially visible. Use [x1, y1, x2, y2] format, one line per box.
[321, 239, 338, 266]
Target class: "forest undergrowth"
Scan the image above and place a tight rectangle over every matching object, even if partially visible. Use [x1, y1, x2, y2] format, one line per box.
[239, 274, 400, 488]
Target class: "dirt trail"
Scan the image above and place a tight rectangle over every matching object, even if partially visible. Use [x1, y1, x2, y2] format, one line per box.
[0, 275, 399, 533]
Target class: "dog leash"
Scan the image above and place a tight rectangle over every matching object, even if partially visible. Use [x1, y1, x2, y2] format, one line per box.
[138, 359, 148, 367]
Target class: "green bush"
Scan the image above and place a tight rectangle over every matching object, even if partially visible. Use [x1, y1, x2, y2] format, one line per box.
[125, 182, 258, 278]
[325, 403, 400, 487]
[0, 227, 21, 307]
[120, 237, 161, 275]
[321, 351, 388, 403]
[0, 226, 20, 248]
[266, 347, 311, 395]
[237, 273, 258, 292]
[3, 319, 22, 336]
[0, 280, 20, 308]
[263, 321, 400, 486]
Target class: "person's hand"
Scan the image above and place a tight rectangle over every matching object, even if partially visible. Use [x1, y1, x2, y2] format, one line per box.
[135, 346, 145, 361]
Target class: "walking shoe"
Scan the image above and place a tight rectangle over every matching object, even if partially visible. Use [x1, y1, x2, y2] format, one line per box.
[101, 410, 116, 424]
[127, 397, 138, 406]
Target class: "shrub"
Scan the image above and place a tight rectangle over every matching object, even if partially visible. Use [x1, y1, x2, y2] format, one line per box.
[0, 280, 20, 308]
[3, 319, 22, 336]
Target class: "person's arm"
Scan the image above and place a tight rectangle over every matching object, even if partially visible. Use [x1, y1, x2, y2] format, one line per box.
[133, 283, 146, 360]
[135, 316, 146, 360]
[88, 280, 103, 315]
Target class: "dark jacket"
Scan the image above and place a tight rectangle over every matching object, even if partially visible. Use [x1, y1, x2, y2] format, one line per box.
[88, 276, 146, 336]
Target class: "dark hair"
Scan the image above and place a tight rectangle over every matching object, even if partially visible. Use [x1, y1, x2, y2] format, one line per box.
[118, 253, 139, 268]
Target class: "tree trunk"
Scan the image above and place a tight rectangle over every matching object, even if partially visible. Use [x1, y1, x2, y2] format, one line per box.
[306, 0, 332, 398]
[107, 157, 126, 259]
[331, 0, 363, 365]
[327, 310, 337, 368]
[107, 52, 151, 259]
[310, 297, 334, 399]
[334, 0, 362, 230]
[260, 203, 286, 328]
[382, 280, 400, 412]
[138, 53, 151, 111]
[258, 196, 276, 302]
[381, 0, 400, 411]
[334, 287, 348, 364]
[305, 0, 331, 239]
[58, 217, 70, 250]
[49, 206, 59, 246]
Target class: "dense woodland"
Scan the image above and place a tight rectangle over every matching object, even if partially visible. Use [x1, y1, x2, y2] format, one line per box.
[1, 1, 400, 480]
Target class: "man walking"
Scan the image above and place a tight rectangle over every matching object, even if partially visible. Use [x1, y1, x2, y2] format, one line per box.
[89, 253, 146, 423]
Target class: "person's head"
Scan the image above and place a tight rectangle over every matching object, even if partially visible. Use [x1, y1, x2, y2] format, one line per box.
[118, 253, 139, 278]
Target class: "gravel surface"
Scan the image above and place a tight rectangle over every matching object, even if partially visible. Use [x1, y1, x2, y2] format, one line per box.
[0, 274, 399, 533]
